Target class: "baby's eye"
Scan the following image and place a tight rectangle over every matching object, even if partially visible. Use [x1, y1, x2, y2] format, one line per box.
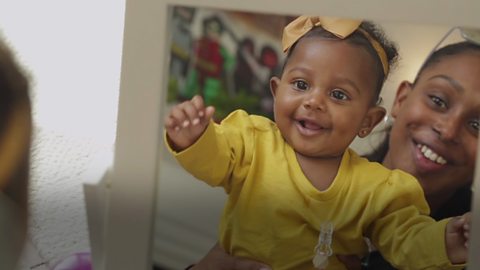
[293, 80, 309, 91]
[330, 89, 349, 100]
[429, 95, 447, 109]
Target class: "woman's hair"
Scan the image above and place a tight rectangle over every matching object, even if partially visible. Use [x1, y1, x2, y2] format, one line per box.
[413, 41, 480, 85]
[366, 41, 480, 162]
[0, 38, 30, 138]
[282, 21, 399, 102]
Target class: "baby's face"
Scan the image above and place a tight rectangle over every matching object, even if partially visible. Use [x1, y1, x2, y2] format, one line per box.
[270, 37, 379, 158]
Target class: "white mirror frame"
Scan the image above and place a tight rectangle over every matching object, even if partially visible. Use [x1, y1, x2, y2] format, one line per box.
[103, 0, 480, 269]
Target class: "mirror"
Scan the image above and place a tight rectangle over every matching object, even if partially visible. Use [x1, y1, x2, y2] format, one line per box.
[105, 1, 480, 270]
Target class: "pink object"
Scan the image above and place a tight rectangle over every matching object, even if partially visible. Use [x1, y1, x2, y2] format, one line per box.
[52, 252, 92, 270]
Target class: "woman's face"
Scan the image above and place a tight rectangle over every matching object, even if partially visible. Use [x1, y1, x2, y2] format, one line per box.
[385, 51, 480, 200]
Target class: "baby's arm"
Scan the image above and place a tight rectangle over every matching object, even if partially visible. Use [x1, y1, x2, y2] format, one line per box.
[164, 95, 215, 151]
[367, 170, 468, 269]
[445, 212, 471, 264]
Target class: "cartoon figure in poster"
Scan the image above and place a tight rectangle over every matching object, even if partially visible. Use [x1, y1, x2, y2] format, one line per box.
[168, 10, 284, 120]
[169, 6, 196, 100]
[184, 15, 234, 106]
[233, 37, 255, 95]
[257, 45, 280, 118]
[233, 40, 280, 119]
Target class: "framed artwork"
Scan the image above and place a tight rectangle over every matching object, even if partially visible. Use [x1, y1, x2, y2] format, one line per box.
[100, 1, 480, 270]
[167, 6, 291, 120]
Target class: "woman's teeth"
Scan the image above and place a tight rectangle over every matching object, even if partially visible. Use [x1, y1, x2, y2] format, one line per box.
[417, 144, 447, 165]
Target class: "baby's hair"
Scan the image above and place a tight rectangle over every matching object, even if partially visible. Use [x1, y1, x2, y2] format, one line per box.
[413, 41, 480, 85]
[282, 21, 399, 104]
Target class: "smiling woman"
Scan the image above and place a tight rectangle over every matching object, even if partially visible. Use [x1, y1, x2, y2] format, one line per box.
[101, 1, 480, 270]
[385, 41, 480, 215]
[344, 39, 480, 270]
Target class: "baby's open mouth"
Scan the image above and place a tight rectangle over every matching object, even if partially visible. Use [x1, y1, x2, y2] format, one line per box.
[299, 120, 322, 130]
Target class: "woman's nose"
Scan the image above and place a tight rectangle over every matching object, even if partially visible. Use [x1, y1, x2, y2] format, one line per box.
[433, 113, 462, 144]
[303, 91, 326, 111]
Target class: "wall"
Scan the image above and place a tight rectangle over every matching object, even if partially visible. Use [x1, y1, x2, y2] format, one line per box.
[0, 2, 125, 268]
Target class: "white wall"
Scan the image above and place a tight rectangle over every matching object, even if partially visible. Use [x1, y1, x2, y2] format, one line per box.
[0, 2, 125, 268]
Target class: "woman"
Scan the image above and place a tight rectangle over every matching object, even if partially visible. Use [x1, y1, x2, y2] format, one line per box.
[188, 40, 480, 270]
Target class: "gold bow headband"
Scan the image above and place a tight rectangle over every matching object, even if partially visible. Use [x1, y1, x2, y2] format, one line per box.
[282, 15, 389, 76]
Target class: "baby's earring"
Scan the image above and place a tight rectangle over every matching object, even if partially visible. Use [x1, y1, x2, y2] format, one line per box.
[358, 129, 368, 137]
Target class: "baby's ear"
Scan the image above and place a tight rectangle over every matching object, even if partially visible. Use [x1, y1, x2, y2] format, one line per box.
[357, 106, 386, 138]
[270, 76, 280, 98]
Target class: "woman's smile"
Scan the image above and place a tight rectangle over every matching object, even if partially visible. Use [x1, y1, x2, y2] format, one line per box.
[417, 143, 447, 164]
[413, 143, 447, 173]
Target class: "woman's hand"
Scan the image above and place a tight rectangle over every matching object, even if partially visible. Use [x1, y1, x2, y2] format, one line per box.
[445, 212, 471, 264]
[190, 243, 271, 270]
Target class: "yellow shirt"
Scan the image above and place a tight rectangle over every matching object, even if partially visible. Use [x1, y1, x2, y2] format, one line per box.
[167, 110, 462, 270]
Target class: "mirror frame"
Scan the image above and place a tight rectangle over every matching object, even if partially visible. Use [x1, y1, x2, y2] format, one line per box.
[104, 0, 480, 269]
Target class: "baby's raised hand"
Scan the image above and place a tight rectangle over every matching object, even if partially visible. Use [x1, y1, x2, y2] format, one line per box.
[165, 95, 215, 151]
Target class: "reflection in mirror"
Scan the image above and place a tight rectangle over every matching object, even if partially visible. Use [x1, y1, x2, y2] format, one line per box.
[153, 4, 479, 270]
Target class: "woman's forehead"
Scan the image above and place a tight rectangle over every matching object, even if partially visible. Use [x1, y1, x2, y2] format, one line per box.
[416, 54, 480, 111]
[421, 53, 480, 86]
[429, 50, 480, 71]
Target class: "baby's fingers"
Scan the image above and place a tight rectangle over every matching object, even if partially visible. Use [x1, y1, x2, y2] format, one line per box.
[164, 114, 179, 132]
[164, 95, 214, 136]
[165, 103, 190, 131]
[178, 95, 210, 127]
[191, 95, 206, 112]
[190, 95, 212, 124]
[203, 105, 215, 123]
[187, 95, 215, 127]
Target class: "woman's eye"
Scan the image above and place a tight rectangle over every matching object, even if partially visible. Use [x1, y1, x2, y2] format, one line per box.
[293, 80, 308, 91]
[330, 89, 349, 100]
[429, 95, 447, 109]
[468, 119, 480, 133]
